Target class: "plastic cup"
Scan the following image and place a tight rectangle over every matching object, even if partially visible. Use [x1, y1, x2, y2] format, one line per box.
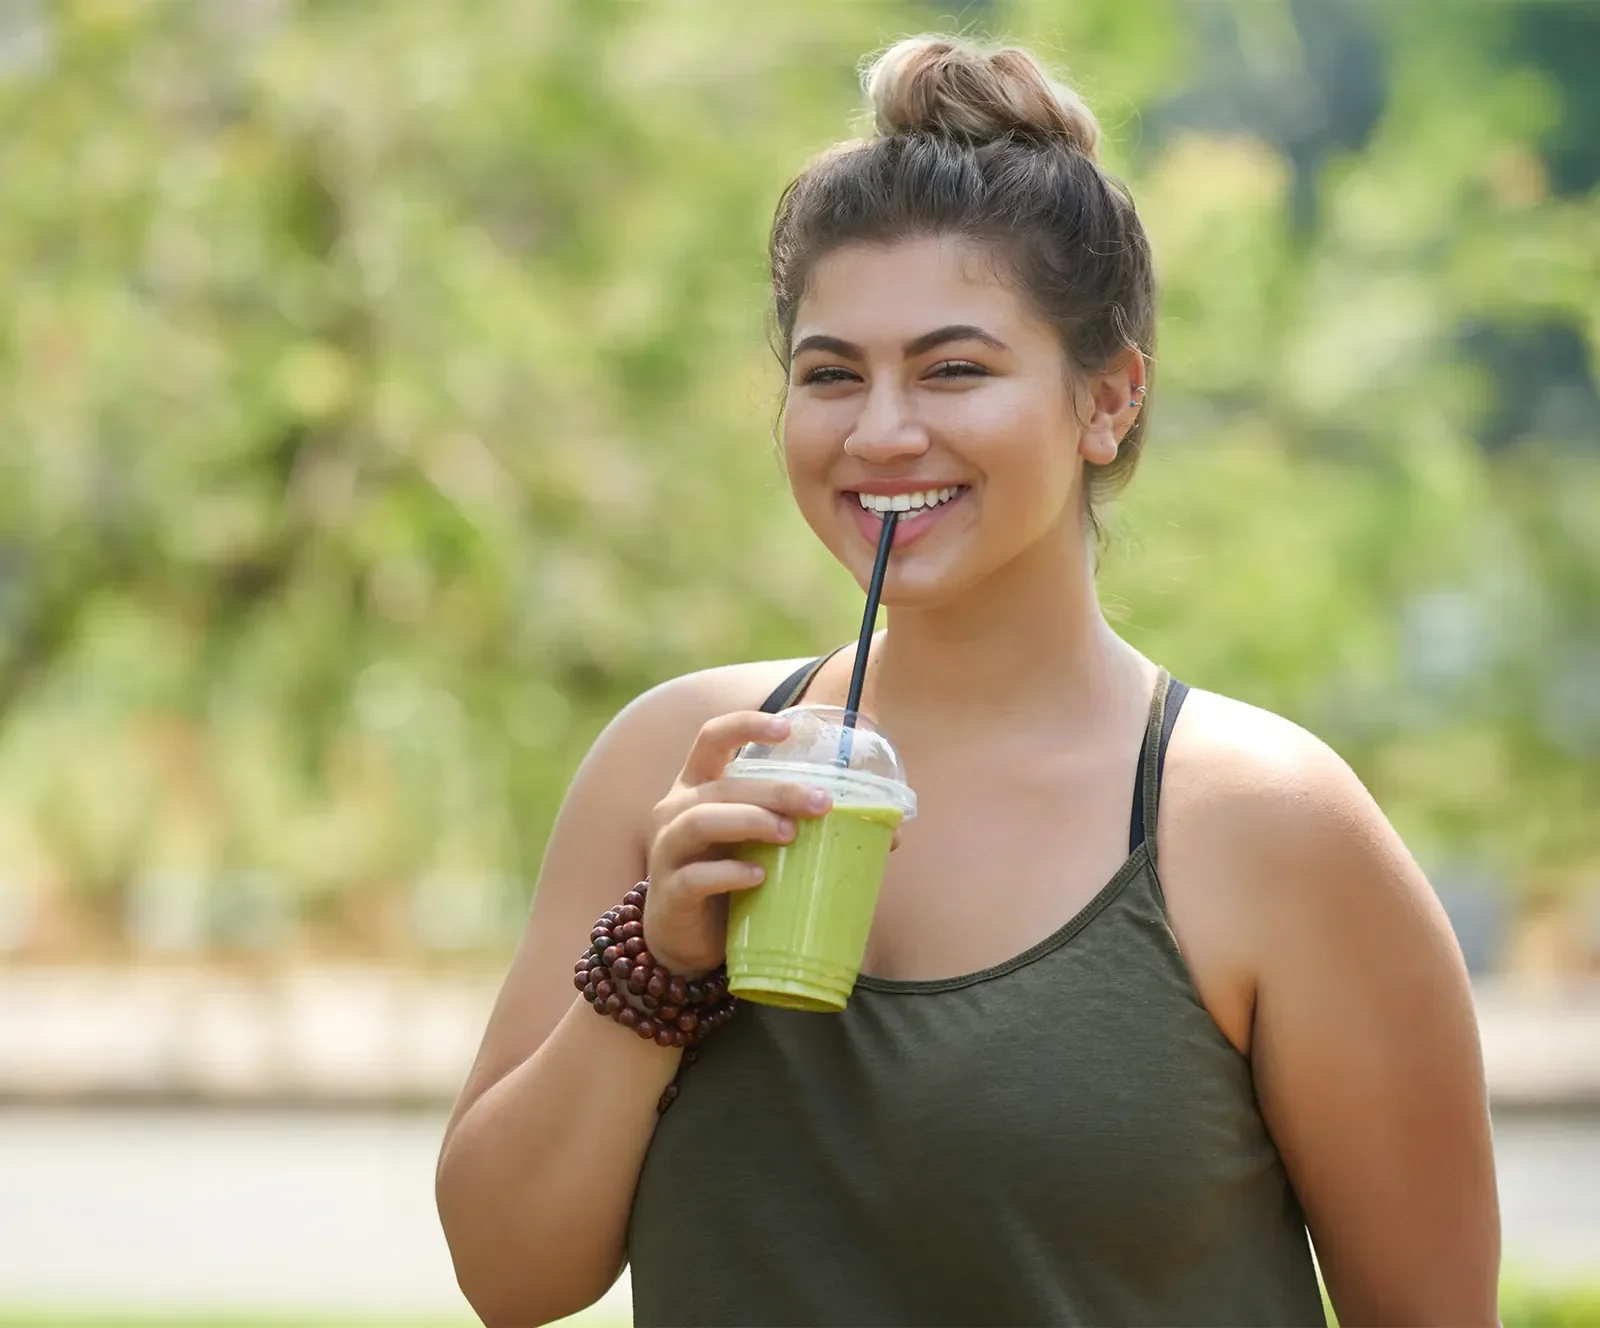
[723, 706, 917, 1012]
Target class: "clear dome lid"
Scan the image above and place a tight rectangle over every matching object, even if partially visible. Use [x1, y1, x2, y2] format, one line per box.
[726, 705, 916, 820]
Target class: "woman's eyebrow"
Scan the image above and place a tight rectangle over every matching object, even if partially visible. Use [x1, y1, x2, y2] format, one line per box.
[904, 324, 1010, 356]
[791, 324, 1011, 360]
[791, 333, 862, 359]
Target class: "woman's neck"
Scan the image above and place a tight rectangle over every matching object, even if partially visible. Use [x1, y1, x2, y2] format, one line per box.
[870, 519, 1151, 737]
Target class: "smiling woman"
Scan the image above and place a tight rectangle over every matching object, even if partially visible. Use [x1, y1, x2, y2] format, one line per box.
[436, 33, 1500, 1328]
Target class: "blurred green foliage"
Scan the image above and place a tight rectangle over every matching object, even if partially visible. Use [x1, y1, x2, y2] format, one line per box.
[0, 0, 1595, 959]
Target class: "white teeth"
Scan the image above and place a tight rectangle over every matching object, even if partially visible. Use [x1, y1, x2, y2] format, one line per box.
[856, 486, 962, 515]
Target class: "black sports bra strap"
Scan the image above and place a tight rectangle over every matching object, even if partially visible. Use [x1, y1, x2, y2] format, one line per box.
[759, 658, 824, 714]
[1129, 673, 1190, 858]
[759, 642, 858, 713]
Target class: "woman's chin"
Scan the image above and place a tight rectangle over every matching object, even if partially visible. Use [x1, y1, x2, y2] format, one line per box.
[813, 516, 987, 609]
[862, 554, 985, 610]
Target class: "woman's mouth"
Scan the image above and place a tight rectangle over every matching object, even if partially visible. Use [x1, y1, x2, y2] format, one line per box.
[842, 485, 971, 549]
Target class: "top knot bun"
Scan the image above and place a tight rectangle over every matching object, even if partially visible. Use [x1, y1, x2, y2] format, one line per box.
[864, 35, 1101, 160]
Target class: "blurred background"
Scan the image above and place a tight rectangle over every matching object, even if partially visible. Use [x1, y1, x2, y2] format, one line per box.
[0, 0, 1597, 1324]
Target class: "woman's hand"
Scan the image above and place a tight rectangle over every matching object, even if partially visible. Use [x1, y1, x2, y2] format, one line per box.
[643, 711, 833, 977]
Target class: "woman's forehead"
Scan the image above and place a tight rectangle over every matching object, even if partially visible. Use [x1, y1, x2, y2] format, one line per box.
[795, 237, 1038, 345]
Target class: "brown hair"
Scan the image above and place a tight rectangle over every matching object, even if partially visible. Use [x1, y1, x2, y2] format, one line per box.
[770, 36, 1156, 533]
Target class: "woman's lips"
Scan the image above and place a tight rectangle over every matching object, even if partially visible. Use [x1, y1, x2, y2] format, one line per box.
[842, 488, 969, 549]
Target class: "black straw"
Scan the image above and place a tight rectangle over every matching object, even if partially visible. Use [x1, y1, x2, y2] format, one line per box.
[838, 510, 898, 767]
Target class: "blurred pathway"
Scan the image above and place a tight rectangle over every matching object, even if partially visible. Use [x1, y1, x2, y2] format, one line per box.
[0, 1106, 1593, 1318]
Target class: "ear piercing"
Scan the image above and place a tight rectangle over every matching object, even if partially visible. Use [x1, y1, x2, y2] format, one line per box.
[1129, 384, 1147, 409]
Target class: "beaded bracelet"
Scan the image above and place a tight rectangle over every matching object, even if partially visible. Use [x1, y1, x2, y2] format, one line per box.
[573, 880, 738, 1111]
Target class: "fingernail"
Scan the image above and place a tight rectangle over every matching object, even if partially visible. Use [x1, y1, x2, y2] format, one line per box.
[777, 818, 796, 839]
[805, 789, 829, 812]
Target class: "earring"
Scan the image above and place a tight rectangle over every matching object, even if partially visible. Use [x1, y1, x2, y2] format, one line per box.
[1129, 384, 1147, 409]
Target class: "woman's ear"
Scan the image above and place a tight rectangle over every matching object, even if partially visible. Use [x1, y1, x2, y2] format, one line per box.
[1078, 349, 1146, 464]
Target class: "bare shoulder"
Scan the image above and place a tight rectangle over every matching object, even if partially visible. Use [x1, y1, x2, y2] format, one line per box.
[1162, 686, 1406, 888]
[591, 656, 814, 820]
[543, 654, 818, 886]
[1156, 686, 1461, 1036]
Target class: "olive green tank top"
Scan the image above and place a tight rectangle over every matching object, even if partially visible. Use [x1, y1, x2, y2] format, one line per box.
[628, 665, 1326, 1327]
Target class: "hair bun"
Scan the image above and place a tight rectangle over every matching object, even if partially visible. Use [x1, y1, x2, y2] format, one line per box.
[864, 35, 1101, 160]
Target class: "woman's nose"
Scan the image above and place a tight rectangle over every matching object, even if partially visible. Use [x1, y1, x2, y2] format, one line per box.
[844, 385, 929, 462]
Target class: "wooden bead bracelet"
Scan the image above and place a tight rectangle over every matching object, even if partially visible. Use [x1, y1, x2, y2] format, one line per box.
[573, 880, 738, 1111]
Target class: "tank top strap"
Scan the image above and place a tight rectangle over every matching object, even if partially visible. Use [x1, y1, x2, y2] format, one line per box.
[1129, 669, 1190, 866]
[758, 644, 852, 714]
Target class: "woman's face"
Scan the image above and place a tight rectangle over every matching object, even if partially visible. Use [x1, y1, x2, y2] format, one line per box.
[781, 234, 1103, 605]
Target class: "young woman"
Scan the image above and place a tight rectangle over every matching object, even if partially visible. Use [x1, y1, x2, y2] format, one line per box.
[437, 36, 1500, 1328]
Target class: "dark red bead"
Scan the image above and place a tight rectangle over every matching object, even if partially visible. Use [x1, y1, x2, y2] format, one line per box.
[657, 1005, 681, 1024]
[617, 920, 644, 942]
[588, 965, 605, 986]
[646, 972, 668, 1000]
[623, 937, 645, 958]
[654, 1027, 675, 1047]
[617, 1007, 638, 1029]
[640, 994, 659, 1010]
[634, 950, 653, 971]
[594, 980, 615, 1001]
[676, 1011, 699, 1032]
[601, 945, 620, 966]
[573, 972, 588, 992]
[657, 1083, 679, 1112]
[636, 1018, 658, 1040]
[623, 891, 645, 909]
[628, 967, 650, 994]
[604, 993, 625, 1014]
[616, 904, 642, 924]
[683, 1047, 699, 1065]
[593, 996, 611, 1015]
[665, 977, 688, 1006]
[611, 957, 633, 980]
[582, 983, 597, 1002]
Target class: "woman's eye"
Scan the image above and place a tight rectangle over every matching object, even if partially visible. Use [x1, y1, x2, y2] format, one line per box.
[799, 366, 858, 386]
[928, 360, 987, 379]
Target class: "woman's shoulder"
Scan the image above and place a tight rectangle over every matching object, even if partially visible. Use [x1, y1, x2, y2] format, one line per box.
[1164, 686, 1381, 855]
[1157, 685, 1461, 1058]
[583, 655, 819, 789]
[618, 654, 816, 737]
[1161, 684, 1444, 951]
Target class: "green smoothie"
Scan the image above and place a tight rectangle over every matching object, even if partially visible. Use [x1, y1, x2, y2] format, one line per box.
[727, 802, 903, 1012]
[723, 704, 916, 1013]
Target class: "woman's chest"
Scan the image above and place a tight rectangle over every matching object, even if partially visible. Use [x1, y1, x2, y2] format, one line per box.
[860, 759, 1135, 981]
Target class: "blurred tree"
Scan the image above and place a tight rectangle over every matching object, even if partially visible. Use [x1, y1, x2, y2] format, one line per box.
[0, 0, 1593, 959]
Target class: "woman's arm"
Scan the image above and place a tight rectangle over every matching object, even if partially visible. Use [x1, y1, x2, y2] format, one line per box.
[1226, 728, 1500, 1325]
[434, 660, 801, 1327]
